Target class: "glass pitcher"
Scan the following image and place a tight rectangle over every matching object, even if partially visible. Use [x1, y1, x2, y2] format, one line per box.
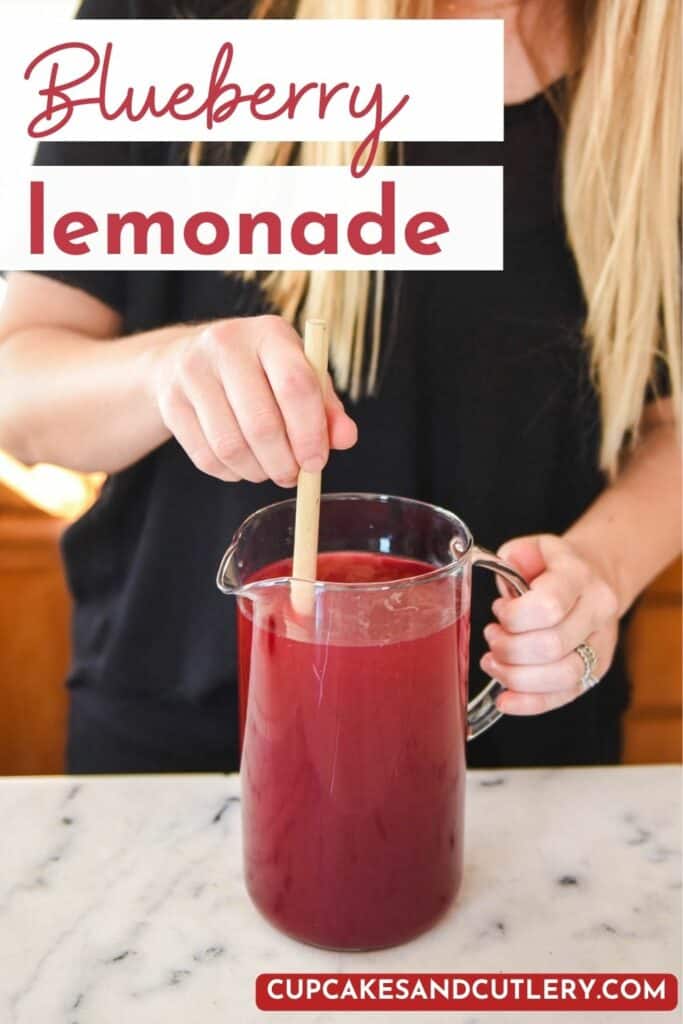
[217, 493, 528, 951]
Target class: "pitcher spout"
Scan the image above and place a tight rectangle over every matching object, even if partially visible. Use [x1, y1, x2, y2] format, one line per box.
[217, 540, 290, 599]
[216, 541, 241, 595]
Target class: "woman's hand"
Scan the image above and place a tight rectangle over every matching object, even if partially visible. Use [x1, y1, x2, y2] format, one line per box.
[151, 314, 357, 487]
[481, 534, 620, 715]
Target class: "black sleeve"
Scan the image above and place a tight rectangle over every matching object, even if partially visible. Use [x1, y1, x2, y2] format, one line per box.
[77, 0, 249, 18]
[76, 0, 176, 17]
[31, 139, 131, 316]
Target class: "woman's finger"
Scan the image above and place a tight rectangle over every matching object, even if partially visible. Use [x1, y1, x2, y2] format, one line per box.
[497, 535, 548, 582]
[213, 341, 301, 487]
[484, 588, 598, 665]
[495, 686, 581, 716]
[179, 346, 270, 484]
[481, 643, 595, 693]
[492, 556, 586, 632]
[158, 385, 240, 482]
[323, 373, 358, 451]
[258, 328, 330, 472]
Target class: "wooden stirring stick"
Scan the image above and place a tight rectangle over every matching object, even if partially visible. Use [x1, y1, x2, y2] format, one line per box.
[291, 319, 330, 615]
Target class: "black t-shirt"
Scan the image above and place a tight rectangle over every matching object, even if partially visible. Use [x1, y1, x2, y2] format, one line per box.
[27, 0, 633, 771]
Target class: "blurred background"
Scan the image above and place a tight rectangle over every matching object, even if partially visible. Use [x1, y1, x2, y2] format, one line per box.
[0, 0, 680, 773]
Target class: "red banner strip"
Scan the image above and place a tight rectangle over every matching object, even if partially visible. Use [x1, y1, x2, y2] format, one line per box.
[256, 973, 678, 1012]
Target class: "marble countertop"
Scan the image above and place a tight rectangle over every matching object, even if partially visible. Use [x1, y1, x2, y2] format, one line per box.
[0, 765, 679, 1024]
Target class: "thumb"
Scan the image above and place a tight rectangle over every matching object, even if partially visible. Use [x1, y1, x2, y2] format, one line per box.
[497, 535, 547, 583]
[324, 374, 358, 451]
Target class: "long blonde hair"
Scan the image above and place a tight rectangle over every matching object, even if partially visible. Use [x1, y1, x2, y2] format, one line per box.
[191, 0, 681, 475]
[563, 0, 681, 473]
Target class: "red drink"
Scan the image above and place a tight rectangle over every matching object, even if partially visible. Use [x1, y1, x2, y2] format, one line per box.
[238, 551, 469, 950]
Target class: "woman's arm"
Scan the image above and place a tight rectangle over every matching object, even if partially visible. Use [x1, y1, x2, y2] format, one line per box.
[0, 273, 187, 473]
[483, 400, 681, 715]
[0, 272, 356, 479]
[564, 400, 681, 616]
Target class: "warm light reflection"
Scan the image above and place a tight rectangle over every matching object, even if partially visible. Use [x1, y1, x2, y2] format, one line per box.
[0, 451, 103, 520]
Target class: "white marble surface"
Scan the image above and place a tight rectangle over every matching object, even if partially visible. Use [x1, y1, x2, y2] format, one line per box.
[0, 766, 680, 1024]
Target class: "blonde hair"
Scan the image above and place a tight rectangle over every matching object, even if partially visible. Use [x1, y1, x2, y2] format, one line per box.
[563, 0, 681, 473]
[190, 0, 682, 475]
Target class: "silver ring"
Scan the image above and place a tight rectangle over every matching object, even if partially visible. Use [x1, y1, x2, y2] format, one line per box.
[576, 642, 600, 693]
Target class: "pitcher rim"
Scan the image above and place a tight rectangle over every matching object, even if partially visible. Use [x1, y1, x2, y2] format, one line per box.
[217, 492, 473, 596]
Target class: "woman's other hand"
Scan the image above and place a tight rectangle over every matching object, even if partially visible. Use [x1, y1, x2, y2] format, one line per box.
[151, 314, 357, 487]
[481, 534, 620, 715]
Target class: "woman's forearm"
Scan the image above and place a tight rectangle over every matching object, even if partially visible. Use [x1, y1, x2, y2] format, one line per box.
[0, 323, 196, 474]
[564, 403, 681, 616]
[0, 273, 356, 487]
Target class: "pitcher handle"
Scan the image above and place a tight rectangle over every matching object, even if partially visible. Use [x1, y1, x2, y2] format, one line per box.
[467, 545, 530, 741]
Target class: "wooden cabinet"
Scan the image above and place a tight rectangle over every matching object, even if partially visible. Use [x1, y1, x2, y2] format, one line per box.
[0, 485, 69, 774]
[623, 559, 682, 764]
